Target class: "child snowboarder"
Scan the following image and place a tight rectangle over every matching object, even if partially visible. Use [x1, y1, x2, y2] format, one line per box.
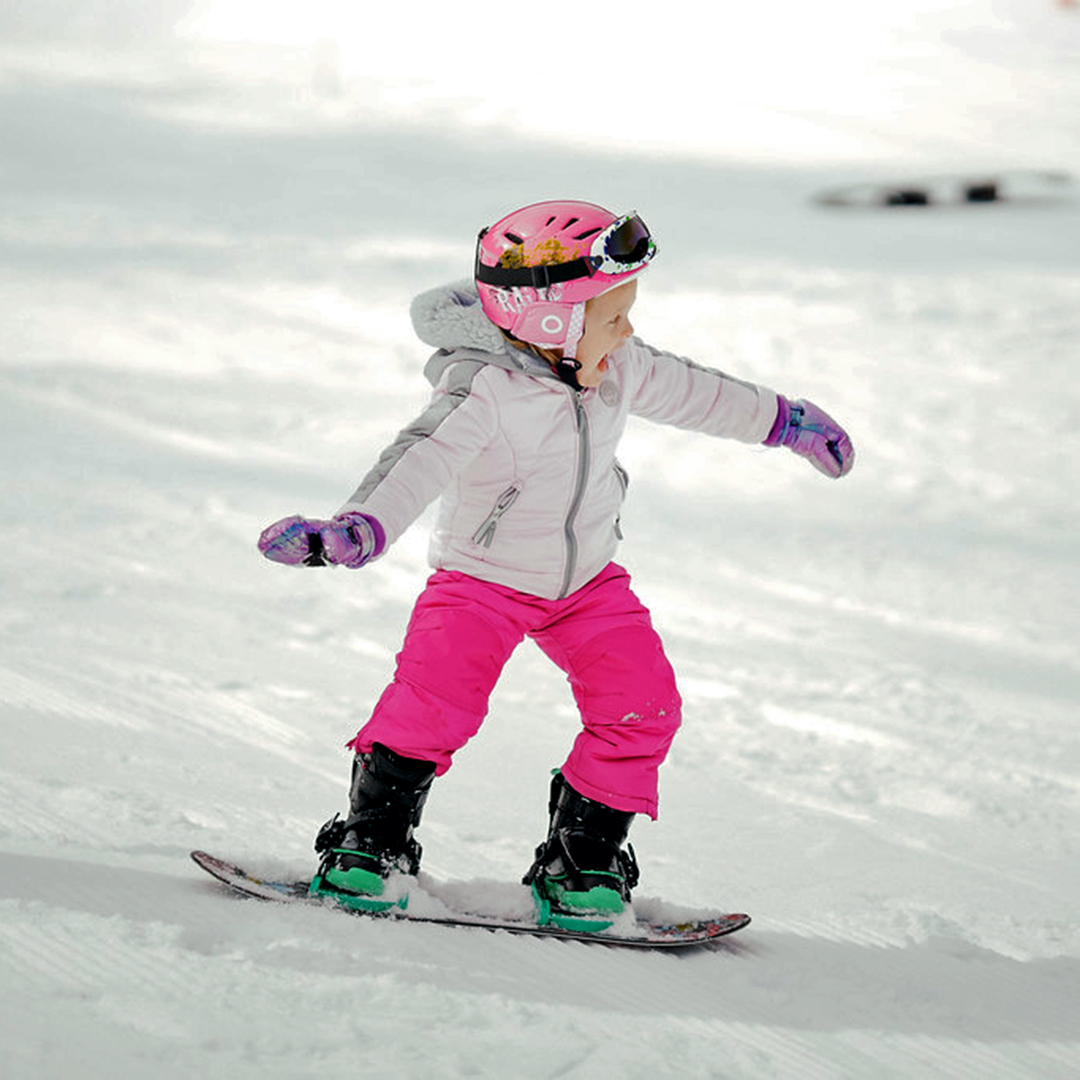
[259, 200, 854, 931]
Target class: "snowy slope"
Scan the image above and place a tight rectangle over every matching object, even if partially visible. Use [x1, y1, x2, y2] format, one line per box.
[3, 5, 1080, 1078]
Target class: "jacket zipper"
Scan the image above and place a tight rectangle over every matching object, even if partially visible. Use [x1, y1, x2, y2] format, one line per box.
[472, 485, 520, 547]
[558, 391, 590, 598]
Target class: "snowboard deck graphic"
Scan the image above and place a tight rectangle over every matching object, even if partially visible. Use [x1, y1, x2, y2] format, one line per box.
[191, 851, 750, 948]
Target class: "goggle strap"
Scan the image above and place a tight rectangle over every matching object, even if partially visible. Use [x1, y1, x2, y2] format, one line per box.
[475, 256, 596, 289]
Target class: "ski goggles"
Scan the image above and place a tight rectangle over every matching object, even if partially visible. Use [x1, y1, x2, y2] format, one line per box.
[588, 212, 656, 275]
[476, 212, 656, 290]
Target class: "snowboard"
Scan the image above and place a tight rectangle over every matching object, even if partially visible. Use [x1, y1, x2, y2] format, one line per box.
[191, 850, 750, 949]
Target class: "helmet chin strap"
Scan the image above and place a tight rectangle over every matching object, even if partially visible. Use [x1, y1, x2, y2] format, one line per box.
[554, 355, 583, 389]
[553, 302, 586, 390]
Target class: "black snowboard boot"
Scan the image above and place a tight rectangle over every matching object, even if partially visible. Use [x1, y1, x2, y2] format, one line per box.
[309, 743, 436, 912]
[523, 771, 639, 932]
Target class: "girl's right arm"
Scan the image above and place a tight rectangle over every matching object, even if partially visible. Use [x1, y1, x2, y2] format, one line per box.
[259, 360, 498, 568]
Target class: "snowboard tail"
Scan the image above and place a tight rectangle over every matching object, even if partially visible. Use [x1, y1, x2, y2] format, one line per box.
[190, 851, 750, 948]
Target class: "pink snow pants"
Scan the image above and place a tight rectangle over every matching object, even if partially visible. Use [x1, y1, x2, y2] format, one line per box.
[348, 563, 681, 818]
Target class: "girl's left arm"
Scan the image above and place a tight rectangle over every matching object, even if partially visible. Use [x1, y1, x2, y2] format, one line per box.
[624, 339, 779, 442]
[624, 339, 854, 478]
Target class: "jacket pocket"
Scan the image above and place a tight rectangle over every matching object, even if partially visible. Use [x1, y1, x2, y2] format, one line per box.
[472, 485, 521, 548]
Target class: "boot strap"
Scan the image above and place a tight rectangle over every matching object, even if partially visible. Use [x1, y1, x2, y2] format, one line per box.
[314, 813, 347, 855]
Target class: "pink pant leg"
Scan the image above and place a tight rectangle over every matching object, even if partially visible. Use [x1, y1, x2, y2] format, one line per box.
[350, 564, 680, 818]
[531, 564, 681, 819]
[348, 571, 529, 773]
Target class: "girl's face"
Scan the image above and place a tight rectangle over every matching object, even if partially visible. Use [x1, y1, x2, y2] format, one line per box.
[574, 279, 638, 387]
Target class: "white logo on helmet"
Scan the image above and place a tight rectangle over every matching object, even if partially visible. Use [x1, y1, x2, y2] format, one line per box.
[540, 314, 565, 336]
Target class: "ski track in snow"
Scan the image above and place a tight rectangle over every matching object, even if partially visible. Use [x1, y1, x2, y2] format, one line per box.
[3, 11, 1080, 1076]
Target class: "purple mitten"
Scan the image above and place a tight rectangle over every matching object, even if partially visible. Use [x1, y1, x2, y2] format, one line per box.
[258, 512, 385, 568]
[764, 396, 855, 479]
[318, 512, 385, 568]
[258, 515, 332, 566]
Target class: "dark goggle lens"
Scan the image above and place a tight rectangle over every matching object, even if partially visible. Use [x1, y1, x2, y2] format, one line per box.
[604, 215, 652, 264]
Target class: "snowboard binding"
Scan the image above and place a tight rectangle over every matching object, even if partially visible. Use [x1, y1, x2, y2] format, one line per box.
[523, 772, 640, 933]
[309, 743, 436, 913]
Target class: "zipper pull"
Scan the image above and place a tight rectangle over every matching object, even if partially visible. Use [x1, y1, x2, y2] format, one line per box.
[472, 486, 521, 547]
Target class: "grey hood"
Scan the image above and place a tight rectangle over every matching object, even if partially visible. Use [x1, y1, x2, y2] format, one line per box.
[411, 280, 559, 388]
[410, 279, 506, 352]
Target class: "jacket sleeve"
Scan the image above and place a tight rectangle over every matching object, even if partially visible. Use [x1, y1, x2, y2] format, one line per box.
[336, 360, 497, 545]
[623, 338, 779, 443]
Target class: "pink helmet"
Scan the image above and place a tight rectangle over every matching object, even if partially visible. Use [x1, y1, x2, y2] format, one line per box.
[475, 200, 656, 360]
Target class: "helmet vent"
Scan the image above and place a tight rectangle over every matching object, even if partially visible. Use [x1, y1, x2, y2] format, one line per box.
[503, 231, 524, 244]
[563, 217, 580, 230]
[572, 226, 602, 241]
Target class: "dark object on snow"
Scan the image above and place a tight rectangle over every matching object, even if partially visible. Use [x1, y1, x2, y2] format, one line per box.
[815, 170, 1073, 209]
[884, 188, 932, 206]
[964, 181, 1000, 203]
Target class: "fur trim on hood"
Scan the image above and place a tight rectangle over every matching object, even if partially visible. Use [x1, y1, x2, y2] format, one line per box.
[410, 280, 506, 353]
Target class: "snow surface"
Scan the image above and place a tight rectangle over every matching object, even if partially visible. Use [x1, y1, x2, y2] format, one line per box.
[2, 5, 1080, 1078]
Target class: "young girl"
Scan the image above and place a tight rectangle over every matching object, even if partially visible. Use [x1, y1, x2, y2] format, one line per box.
[259, 200, 854, 931]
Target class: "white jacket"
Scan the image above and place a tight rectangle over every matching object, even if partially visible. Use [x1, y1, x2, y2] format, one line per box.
[338, 282, 779, 600]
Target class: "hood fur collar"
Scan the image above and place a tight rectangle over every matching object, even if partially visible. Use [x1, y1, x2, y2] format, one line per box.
[409, 280, 506, 352]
